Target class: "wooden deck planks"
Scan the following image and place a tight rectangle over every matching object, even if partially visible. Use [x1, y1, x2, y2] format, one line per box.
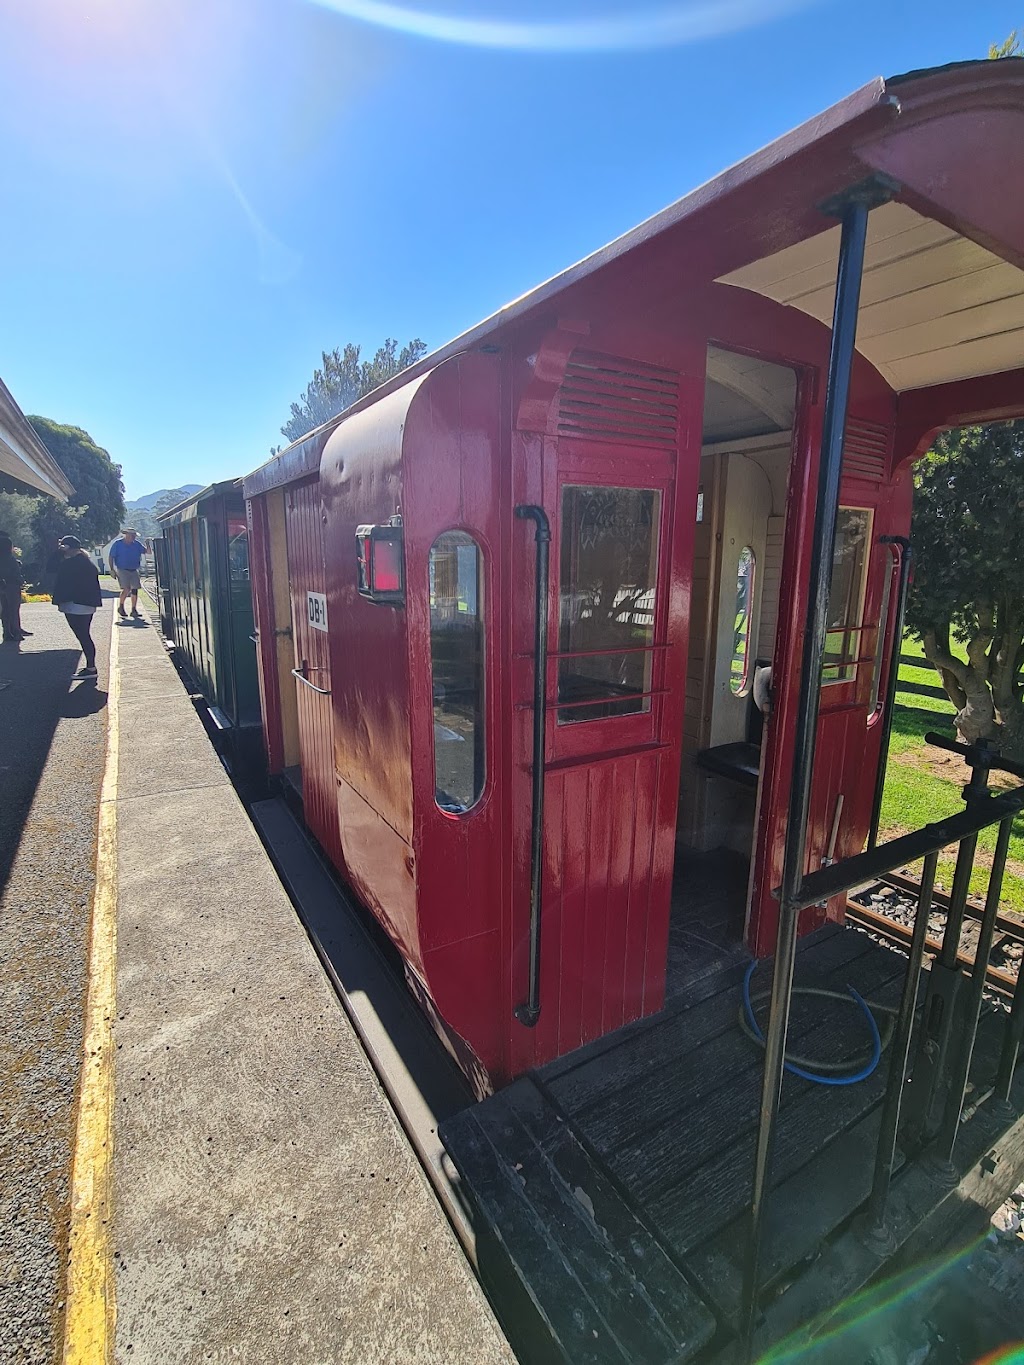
[546, 925, 873, 1122]
[574, 935, 903, 1166]
[687, 1108, 900, 1325]
[441, 1077, 715, 1365]
[503, 1080, 716, 1357]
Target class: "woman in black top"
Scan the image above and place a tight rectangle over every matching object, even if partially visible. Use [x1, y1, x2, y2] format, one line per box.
[0, 533, 28, 643]
[52, 536, 103, 678]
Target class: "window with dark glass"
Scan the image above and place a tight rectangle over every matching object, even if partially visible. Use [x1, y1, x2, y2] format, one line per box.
[822, 507, 873, 684]
[557, 485, 661, 723]
[429, 532, 485, 812]
[730, 546, 755, 696]
[227, 518, 250, 582]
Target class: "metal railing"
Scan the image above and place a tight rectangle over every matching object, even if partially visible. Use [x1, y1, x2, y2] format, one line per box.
[741, 734, 1024, 1347]
[740, 176, 1024, 1354]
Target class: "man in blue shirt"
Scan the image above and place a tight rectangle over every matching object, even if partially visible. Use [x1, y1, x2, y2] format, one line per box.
[108, 528, 148, 619]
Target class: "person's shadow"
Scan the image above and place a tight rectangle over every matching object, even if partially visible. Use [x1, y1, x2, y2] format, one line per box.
[61, 684, 109, 718]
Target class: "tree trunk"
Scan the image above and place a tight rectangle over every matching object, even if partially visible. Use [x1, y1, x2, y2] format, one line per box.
[921, 627, 997, 745]
[997, 702, 1024, 763]
[954, 687, 998, 746]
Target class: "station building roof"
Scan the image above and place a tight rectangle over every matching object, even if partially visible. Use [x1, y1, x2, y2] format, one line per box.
[0, 377, 75, 501]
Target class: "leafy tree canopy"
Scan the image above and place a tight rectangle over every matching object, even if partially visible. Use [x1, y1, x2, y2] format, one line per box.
[0, 491, 38, 556]
[905, 421, 1024, 759]
[27, 417, 126, 547]
[280, 336, 427, 446]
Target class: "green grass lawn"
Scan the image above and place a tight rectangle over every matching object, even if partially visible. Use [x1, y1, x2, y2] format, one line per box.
[877, 635, 1024, 913]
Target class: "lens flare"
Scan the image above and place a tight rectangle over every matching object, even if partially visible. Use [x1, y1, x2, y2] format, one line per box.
[303, 0, 812, 53]
[754, 1238, 1024, 1365]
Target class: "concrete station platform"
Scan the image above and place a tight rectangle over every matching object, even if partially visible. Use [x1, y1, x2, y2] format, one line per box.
[5, 591, 514, 1364]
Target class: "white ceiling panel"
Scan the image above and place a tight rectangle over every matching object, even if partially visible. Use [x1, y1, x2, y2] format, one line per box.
[717, 202, 1024, 391]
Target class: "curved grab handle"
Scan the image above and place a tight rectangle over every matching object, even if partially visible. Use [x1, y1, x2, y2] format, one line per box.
[514, 505, 550, 1029]
[291, 662, 331, 696]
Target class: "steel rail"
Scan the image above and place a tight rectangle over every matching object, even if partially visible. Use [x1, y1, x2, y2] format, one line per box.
[845, 897, 1018, 998]
[881, 869, 1024, 943]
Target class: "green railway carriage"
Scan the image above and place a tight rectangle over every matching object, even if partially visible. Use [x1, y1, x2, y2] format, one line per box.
[156, 480, 261, 763]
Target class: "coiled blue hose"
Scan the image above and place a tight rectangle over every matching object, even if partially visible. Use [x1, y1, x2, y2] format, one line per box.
[741, 959, 884, 1086]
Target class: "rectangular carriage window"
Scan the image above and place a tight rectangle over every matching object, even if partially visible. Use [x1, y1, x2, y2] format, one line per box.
[429, 532, 485, 813]
[227, 518, 249, 582]
[558, 485, 660, 723]
[822, 507, 873, 684]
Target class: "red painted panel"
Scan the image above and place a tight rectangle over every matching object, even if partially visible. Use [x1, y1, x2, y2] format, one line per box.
[321, 386, 419, 848]
[528, 748, 669, 1061]
[336, 775, 419, 969]
[402, 353, 510, 1079]
[285, 479, 347, 876]
[859, 100, 1024, 272]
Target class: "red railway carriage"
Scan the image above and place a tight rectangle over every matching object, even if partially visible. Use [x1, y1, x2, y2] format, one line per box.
[244, 59, 1024, 1095]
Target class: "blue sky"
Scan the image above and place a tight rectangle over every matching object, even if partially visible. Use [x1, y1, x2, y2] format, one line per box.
[0, 0, 1016, 501]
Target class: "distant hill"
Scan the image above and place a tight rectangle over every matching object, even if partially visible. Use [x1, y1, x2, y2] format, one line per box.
[127, 484, 203, 512]
[123, 485, 203, 540]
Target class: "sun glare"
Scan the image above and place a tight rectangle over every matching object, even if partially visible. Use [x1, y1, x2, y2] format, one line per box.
[302, 0, 812, 53]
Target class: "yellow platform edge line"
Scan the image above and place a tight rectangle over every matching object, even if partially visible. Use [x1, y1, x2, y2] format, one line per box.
[63, 611, 120, 1364]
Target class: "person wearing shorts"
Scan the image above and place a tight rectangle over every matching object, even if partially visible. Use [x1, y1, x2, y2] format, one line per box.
[52, 536, 102, 679]
[108, 527, 147, 618]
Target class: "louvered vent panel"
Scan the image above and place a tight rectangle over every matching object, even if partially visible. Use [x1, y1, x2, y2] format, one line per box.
[557, 350, 680, 450]
[842, 417, 889, 482]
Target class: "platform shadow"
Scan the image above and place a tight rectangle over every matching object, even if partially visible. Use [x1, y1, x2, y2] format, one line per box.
[0, 647, 103, 899]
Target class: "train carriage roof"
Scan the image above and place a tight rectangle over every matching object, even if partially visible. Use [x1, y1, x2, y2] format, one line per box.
[157, 479, 244, 526]
[244, 57, 1024, 498]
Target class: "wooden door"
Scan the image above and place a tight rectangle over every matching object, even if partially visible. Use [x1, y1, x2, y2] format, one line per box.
[285, 480, 346, 875]
[510, 347, 694, 1068]
[748, 416, 911, 956]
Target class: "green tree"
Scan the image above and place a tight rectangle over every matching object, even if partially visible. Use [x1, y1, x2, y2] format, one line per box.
[280, 336, 427, 444]
[905, 422, 1024, 759]
[0, 491, 38, 556]
[27, 417, 126, 546]
[126, 506, 161, 541]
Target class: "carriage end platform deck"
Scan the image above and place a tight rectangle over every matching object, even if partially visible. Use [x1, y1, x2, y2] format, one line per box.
[441, 923, 1024, 1364]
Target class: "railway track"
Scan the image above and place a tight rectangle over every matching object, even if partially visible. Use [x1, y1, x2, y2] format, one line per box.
[847, 870, 1024, 1000]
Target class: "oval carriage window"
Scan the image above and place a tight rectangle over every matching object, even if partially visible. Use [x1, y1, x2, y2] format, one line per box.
[429, 532, 485, 813]
[730, 546, 755, 696]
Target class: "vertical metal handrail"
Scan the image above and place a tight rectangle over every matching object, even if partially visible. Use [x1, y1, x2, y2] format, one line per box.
[514, 505, 551, 1028]
[862, 850, 938, 1240]
[902, 831, 979, 1147]
[995, 960, 1024, 1107]
[868, 537, 912, 849]
[934, 815, 1014, 1162]
[741, 185, 882, 1351]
